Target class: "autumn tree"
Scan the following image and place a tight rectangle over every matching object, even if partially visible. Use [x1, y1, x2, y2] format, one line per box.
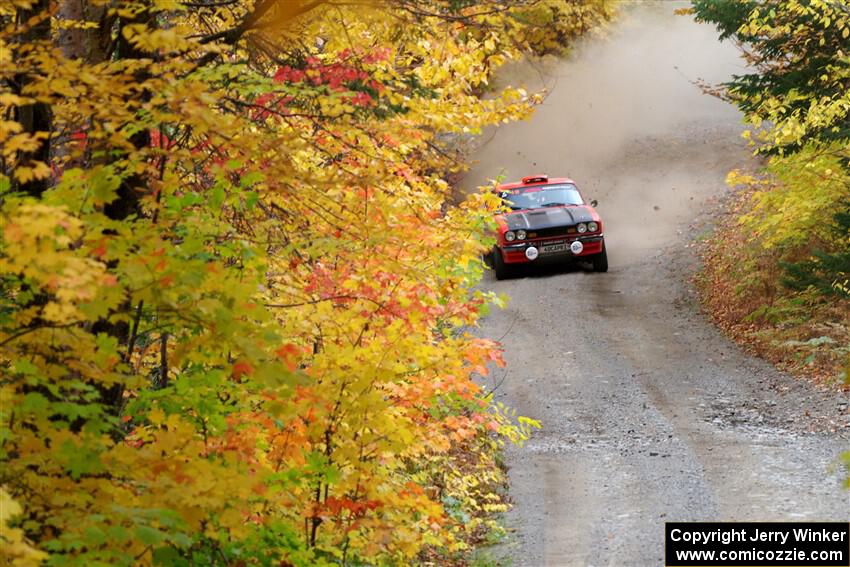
[1, 0, 610, 564]
[692, 0, 850, 293]
[690, 0, 849, 488]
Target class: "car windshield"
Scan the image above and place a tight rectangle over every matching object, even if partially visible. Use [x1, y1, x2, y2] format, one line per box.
[500, 184, 583, 211]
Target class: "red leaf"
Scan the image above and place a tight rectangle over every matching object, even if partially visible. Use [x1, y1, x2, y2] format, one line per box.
[232, 359, 254, 379]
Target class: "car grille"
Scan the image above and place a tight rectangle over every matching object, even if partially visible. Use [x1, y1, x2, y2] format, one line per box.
[527, 225, 574, 239]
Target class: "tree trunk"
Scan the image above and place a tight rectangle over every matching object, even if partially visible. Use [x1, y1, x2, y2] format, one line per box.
[13, 0, 51, 198]
[53, 0, 111, 164]
[90, 4, 155, 414]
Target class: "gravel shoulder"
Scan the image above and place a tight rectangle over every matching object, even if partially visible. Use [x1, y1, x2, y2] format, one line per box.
[463, 3, 850, 565]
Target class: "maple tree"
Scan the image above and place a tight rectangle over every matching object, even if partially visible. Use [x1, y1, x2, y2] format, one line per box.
[1, 0, 611, 564]
[692, 0, 850, 293]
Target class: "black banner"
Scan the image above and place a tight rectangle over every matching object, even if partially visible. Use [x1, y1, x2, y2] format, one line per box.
[666, 522, 850, 566]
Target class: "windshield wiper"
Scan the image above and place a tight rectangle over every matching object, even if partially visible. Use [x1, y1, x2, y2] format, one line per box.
[539, 202, 573, 208]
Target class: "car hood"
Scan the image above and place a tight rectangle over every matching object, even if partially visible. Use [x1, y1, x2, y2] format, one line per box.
[504, 206, 595, 231]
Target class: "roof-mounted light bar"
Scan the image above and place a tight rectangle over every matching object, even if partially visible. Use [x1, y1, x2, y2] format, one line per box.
[521, 174, 548, 184]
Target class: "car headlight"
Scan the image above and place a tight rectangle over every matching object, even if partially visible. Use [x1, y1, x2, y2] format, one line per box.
[516, 229, 527, 240]
[577, 223, 587, 234]
[587, 221, 598, 232]
[504, 230, 516, 242]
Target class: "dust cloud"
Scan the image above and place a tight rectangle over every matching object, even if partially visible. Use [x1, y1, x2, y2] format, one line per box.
[462, 1, 752, 262]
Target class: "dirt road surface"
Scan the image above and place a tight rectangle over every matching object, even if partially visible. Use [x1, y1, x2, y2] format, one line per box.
[463, 3, 850, 565]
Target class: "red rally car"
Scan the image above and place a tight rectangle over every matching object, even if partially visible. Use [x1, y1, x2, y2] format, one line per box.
[489, 174, 608, 280]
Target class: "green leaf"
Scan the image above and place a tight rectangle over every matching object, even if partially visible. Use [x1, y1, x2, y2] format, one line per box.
[135, 525, 166, 546]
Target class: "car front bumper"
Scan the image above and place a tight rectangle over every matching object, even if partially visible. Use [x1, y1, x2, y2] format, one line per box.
[499, 235, 604, 264]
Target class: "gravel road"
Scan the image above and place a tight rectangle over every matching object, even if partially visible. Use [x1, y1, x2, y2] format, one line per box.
[463, 3, 850, 565]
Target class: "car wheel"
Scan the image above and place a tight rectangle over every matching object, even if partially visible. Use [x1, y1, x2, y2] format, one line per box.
[592, 246, 608, 273]
[493, 247, 512, 280]
[482, 250, 494, 269]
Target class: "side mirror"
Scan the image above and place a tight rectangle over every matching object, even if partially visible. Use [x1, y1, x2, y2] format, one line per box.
[590, 199, 598, 207]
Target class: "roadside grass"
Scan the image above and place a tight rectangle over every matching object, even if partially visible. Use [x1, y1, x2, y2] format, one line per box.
[695, 185, 850, 389]
[467, 549, 513, 567]
[417, 430, 514, 566]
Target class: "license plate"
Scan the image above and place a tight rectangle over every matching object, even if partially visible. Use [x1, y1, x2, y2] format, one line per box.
[541, 243, 567, 254]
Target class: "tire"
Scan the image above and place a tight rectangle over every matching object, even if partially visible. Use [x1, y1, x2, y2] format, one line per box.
[482, 250, 494, 269]
[592, 245, 608, 273]
[493, 247, 512, 280]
